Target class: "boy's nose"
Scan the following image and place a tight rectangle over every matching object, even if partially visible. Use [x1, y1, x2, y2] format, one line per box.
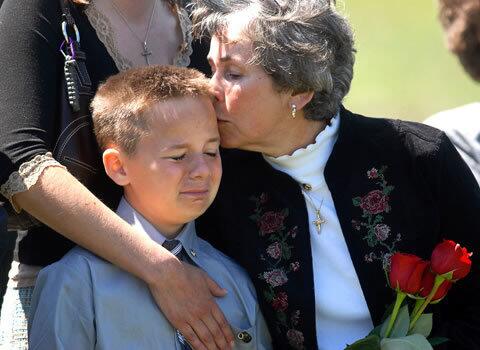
[189, 155, 210, 179]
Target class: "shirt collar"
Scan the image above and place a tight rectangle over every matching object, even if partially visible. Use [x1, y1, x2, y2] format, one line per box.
[116, 197, 198, 251]
[263, 113, 340, 190]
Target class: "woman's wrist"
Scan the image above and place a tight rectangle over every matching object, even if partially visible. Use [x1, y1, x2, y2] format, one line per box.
[139, 240, 183, 287]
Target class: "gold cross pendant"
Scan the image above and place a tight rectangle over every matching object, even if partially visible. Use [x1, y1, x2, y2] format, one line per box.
[313, 209, 326, 234]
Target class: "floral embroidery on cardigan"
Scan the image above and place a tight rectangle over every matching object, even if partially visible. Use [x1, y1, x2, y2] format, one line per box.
[249, 193, 305, 350]
[352, 166, 402, 270]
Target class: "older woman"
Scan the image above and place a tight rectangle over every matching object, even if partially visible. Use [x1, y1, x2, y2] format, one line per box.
[192, 0, 480, 349]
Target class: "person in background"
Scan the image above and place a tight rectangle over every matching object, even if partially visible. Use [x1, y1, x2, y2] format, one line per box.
[0, 0, 232, 349]
[29, 65, 271, 350]
[424, 0, 480, 184]
[191, 0, 480, 349]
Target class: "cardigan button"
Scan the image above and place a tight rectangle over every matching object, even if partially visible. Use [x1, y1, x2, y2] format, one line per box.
[190, 249, 197, 257]
[302, 183, 312, 191]
[237, 331, 252, 343]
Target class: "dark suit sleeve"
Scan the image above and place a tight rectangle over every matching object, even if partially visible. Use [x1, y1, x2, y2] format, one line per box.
[430, 133, 480, 350]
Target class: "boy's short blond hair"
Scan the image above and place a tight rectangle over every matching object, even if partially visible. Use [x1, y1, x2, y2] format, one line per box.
[91, 65, 212, 155]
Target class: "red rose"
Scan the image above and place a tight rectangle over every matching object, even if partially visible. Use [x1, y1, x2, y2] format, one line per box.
[419, 266, 452, 301]
[431, 240, 472, 281]
[272, 292, 288, 312]
[258, 211, 285, 235]
[389, 253, 429, 294]
[360, 190, 390, 215]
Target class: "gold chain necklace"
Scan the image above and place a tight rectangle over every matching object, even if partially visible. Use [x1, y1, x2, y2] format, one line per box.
[301, 188, 326, 234]
[111, 0, 158, 65]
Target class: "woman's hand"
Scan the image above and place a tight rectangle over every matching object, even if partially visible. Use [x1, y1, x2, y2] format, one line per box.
[148, 260, 235, 350]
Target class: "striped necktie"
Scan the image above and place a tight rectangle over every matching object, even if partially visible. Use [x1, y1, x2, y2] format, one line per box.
[162, 239, 193, 350]
[162, 239, 183, 257]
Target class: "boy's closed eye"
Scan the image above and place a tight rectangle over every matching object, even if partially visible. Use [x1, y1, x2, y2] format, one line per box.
[169, 154, 186, 161]
[205, 152, 218, 157]
[167, 151, 218, 161]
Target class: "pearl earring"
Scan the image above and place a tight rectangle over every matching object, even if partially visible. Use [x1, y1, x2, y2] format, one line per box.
[291, 104, 297, 119]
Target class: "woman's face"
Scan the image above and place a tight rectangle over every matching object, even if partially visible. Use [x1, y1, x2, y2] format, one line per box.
[207, 27, 293, 154]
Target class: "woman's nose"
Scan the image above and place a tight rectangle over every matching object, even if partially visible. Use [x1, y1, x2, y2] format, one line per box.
[209, 74, 224, 102]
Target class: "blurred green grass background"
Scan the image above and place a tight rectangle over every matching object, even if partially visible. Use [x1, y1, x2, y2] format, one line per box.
[339, 0, 480, 122]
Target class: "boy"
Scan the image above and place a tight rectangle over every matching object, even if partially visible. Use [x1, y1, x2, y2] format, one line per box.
[28, 66, 271, 349]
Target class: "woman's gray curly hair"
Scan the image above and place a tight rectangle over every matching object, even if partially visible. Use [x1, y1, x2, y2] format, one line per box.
[192, 0, 355, 120]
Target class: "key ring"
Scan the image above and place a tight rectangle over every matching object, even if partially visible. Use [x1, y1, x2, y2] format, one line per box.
[61, 20, 80, 44]
[59, 38, 76, 59]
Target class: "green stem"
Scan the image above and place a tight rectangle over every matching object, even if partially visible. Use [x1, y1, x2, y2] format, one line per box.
[409, 275, 446, 330]
[411, 299, 424, 320]
[385, 291, 407, 338]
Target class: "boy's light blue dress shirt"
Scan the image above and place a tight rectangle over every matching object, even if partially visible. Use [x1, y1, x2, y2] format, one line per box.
[28, 198, 272, 350]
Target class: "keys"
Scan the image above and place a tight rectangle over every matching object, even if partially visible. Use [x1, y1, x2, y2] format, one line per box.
[64, 56, 80, 112]
[60, 39, 92, 112]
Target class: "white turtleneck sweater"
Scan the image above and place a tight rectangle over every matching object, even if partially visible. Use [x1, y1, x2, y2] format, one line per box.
[263, 115, 373, 350]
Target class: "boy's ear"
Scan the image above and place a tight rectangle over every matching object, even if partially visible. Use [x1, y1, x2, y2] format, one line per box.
[102, 148, 130, 186]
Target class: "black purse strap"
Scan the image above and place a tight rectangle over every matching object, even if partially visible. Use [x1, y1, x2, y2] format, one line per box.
[58, 0, 92, 111]
[54, 0, 100, 196]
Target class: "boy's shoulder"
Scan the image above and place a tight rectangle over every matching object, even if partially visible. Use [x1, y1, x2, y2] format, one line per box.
[39, 246, 112, 283]
[196, 236, 253, 284]
[60, 246, 107, 267]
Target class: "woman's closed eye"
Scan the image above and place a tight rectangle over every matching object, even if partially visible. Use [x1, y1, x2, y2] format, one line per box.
[225, 71, 242, 80]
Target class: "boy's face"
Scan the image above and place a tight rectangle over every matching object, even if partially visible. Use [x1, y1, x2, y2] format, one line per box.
[121, 96, 221, 233]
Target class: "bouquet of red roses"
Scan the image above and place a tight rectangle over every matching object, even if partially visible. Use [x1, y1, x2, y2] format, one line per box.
[345, 240, 473, 350]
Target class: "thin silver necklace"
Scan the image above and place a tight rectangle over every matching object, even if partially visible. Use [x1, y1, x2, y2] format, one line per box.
[302, 189, 326, 234]
[111, 0, 158, 65]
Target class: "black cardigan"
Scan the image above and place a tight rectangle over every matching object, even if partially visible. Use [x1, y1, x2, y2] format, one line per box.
[197, 107, 480, 350]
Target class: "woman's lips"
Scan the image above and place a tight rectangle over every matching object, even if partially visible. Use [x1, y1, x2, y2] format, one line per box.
[215, 113, 229, 123]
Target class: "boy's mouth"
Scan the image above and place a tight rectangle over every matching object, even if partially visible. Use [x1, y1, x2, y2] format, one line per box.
[180, 189, 210, 199]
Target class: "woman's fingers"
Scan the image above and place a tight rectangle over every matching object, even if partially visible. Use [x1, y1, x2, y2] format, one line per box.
[206, 274, 228, 297]
[182, 318, 217, 350]
[178, 324, 208, 350]
[200, 308, 232, 350]
[148, 261, 233, 350]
